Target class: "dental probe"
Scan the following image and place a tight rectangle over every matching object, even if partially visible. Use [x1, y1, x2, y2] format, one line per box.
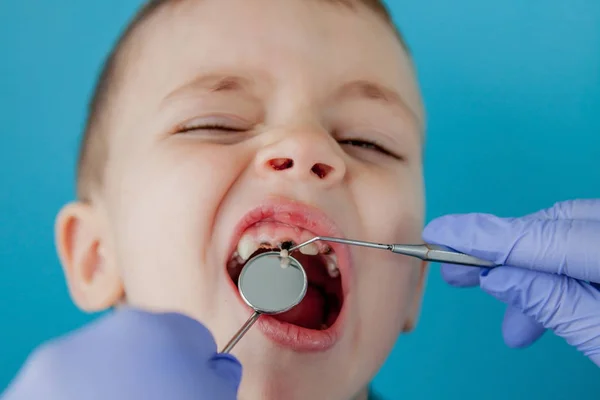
[288, 236, 498, 268]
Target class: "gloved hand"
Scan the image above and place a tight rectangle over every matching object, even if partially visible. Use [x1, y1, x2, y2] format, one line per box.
[422, 199, 600, 366]
[1, 308, 242, 400]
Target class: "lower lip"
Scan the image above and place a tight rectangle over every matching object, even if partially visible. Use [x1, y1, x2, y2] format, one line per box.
[228, 278, 346, 352]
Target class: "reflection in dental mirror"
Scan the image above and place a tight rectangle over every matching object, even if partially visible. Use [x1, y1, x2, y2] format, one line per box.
[221, 252, 307, 353]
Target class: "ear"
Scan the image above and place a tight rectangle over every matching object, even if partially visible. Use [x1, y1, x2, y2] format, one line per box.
[403, 260, 429, 332]
[55, 202, 124, 312]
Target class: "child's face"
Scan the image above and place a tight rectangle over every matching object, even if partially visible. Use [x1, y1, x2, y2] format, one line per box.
[71, 0, 426, 398]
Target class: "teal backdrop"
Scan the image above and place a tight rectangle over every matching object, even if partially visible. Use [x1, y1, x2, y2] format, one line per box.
[1, 1, 599, 398]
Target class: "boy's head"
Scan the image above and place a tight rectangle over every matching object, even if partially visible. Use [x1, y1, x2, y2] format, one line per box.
[55, 0, 427, 398]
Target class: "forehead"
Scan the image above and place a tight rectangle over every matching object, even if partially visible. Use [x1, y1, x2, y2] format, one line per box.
[118, 0, 423, 124]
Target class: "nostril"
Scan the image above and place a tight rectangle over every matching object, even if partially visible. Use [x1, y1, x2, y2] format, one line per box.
[269, 158, 294, 170]
[311, 163, 334, 179]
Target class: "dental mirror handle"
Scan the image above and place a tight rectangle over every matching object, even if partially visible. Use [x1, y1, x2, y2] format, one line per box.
[221, 311, 261, 354]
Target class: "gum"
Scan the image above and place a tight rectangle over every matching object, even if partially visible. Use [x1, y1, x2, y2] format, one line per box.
[240, 221, 329, 253]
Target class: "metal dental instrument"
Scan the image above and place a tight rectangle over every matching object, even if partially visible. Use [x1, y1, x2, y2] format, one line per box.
[221, 252, 308, 353]
[288, 236, 498, 268]
[221, 236, 495, 353]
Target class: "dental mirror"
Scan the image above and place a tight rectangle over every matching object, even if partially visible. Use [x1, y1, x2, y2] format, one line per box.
[221, 252, 307, 353]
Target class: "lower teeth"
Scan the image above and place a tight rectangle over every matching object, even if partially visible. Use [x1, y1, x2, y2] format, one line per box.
[326, 259, 339, 278]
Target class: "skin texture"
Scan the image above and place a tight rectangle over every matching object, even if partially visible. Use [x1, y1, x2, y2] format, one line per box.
[55, 1, 428, 399]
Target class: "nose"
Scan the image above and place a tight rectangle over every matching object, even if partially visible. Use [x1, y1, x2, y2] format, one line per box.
[254, 128, 346, 186]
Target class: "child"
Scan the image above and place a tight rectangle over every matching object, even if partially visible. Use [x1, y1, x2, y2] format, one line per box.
[8, 0, 428, 398]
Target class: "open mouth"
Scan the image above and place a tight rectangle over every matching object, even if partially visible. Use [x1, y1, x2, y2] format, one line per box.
[226, 222, 344, 331]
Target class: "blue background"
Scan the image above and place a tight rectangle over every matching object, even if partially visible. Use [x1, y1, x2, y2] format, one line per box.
[1, 0, 599, 398]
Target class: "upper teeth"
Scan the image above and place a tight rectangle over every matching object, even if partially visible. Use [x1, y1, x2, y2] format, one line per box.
[298, 243, 319, 255]
[237, 234, 261, 261]
[236, 233, 322, 262]
[234, 231, 339, 277]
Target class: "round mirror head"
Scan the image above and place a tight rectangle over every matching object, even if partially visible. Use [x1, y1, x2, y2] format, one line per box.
[238, 252, 307, 315]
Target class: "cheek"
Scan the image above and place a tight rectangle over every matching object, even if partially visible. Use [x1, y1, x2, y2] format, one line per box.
[355, 256, 422, 363]
[353, 166, 424, 243]
[350, 167, 424, 349]
[104, 142, 248, 308]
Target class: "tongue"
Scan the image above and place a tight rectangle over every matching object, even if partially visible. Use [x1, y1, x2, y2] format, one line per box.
[273, 285, 325, 330]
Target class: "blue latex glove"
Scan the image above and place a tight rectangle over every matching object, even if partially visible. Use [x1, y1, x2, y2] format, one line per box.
[1, 308, 242, 400]
[423, 199, 600, 366]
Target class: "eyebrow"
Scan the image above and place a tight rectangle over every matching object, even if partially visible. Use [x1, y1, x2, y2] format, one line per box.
[162, 74, 422, 129]
[335, 79, 421, 125]
[163, 74, 256, 102]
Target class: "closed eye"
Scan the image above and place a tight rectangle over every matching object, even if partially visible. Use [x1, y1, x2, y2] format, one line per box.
[175, 123, 247, 133]
[338, 139, 403, 160]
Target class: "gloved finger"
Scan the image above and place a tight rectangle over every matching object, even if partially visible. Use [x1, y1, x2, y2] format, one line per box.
[440, 263, 481, 287]
[480, 267, 600, 366]
[109, 308, 219, 360]
[521, 199, 600, 221]
[121, 309, 243, 392]
[502, 304, 546, 348]
[423, 213, 600, 283]
[209, 355, 243, 390]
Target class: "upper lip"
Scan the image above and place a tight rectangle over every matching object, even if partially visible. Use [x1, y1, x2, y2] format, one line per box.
[225, 197, 352, 295]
